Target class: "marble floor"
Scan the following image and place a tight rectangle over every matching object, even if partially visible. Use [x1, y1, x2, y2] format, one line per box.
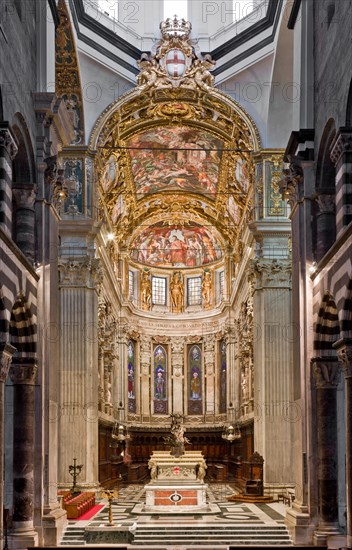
[60, 484, 292, 548]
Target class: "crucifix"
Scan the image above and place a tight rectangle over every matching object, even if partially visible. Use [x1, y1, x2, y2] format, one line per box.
[68, 458, 83, 494]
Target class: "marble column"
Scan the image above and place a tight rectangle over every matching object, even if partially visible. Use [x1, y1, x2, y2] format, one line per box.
[0, 124, 18, 236]
[315, 193, 336, 262]
[251, 257, 293, 494]
[171, 337, 184, 414]
[204, 334, 215, 417]
[9, 360, 39, 549]
[0, 344, 16, 550]
[335, 341, 352, 547]
[58, 257, 102, 489]
[311, 358, 340, 544]
[12, 186, 37, 263]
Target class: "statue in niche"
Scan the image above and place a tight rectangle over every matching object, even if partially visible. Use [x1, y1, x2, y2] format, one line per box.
[170, 271, 184, 313]
[202, 270, 212, 308]
[141, 270, 152, 310]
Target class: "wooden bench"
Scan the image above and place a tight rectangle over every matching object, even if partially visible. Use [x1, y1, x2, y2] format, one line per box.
[64, 492, 95, 519]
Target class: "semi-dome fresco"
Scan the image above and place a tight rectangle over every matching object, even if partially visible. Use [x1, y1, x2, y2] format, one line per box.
[127, 125, 223, 198]
[130, 221, 223, 268]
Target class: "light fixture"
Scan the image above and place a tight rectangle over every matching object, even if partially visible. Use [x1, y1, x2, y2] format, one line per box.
[222, 423, 241, 442]
[107, 233, 115, 241]
[111, 422, 130, 443]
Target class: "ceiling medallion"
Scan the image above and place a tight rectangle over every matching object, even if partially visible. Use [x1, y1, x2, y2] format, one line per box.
[137, 16, 216, 91]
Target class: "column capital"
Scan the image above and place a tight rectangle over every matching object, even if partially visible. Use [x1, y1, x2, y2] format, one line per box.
[58, 257, 103, 289]
[0, 124, 18, 159]
[279, 155, 304, 210]
[12, 185, 37, 210]
[330, 127, 352, 165]
[0, 343, 17, 383]
[311, 357, 340, 389]
[334, 339, 352, 378]
[249, 258, 291, 288]
[315, 193, 336, 214]
[9, 361, 37, 385]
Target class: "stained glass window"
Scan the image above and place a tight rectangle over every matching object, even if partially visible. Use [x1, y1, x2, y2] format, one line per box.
[187, 277, 202, 306]
[219, 340, 227, 413]
[188, 345, 202, 415]
[152, 276, 166, 305]
[154, 345, 168, 414]
[127, 340, 136, 413]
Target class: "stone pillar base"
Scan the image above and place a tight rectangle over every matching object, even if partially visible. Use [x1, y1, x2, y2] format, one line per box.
[313, 524, 341, 546]
[42, 505, 67, 546]
[9, 526, 38, 550]
[285, 506, 315, 545]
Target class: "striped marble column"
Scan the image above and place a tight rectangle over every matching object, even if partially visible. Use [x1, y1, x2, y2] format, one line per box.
[0, 124, 18, 236]
[335, 341, 352, 548]
[0, 344, 16, 550]
[9, 360, 38, 549]
[311, 357, 340, 544]
[12, 186, 36, 263]
[330, 128, 352, 236]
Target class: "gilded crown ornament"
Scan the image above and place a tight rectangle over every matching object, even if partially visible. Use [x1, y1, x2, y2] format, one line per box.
[160, 15, 192, 38]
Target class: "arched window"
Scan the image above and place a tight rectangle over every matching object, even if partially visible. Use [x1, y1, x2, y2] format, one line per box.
[188, 344, 202, 415]
[127, 340, 136, 413]
[219, 340, 227, 413]
[154, 345, 168, 414]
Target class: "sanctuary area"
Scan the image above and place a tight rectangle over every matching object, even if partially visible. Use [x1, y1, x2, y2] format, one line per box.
[0, 0, 352, 548]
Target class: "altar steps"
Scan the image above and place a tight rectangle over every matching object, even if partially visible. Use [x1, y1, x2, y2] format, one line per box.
[132, 524, 293, 546]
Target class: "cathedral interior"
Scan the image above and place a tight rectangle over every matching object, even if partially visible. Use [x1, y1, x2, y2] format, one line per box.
[0, 0, 352, 548]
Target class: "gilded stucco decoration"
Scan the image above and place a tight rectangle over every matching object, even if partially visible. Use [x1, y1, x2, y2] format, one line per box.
[90, 17, 262, 306]
[56, 0, 85, 144]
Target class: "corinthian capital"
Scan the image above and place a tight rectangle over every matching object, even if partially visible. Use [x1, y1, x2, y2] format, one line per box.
[10, 361, 38, 385]
[58, 257, 103, 288]
[250, 258, 291, 288]
[0, 126, 18, 159]
[336, 343, 352, 378]
[12, 186, 37, 209]
[279, 155, 304, 210]
[311, 358, 340, 389]
[0, 343, 17, 383]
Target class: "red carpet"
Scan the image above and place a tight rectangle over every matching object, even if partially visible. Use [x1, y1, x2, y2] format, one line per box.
[76, 504, 105, 520]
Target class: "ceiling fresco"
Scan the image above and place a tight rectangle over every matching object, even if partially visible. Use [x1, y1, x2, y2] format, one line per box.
[130, 221, 223, 268]
[127, 126, 223, 198]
